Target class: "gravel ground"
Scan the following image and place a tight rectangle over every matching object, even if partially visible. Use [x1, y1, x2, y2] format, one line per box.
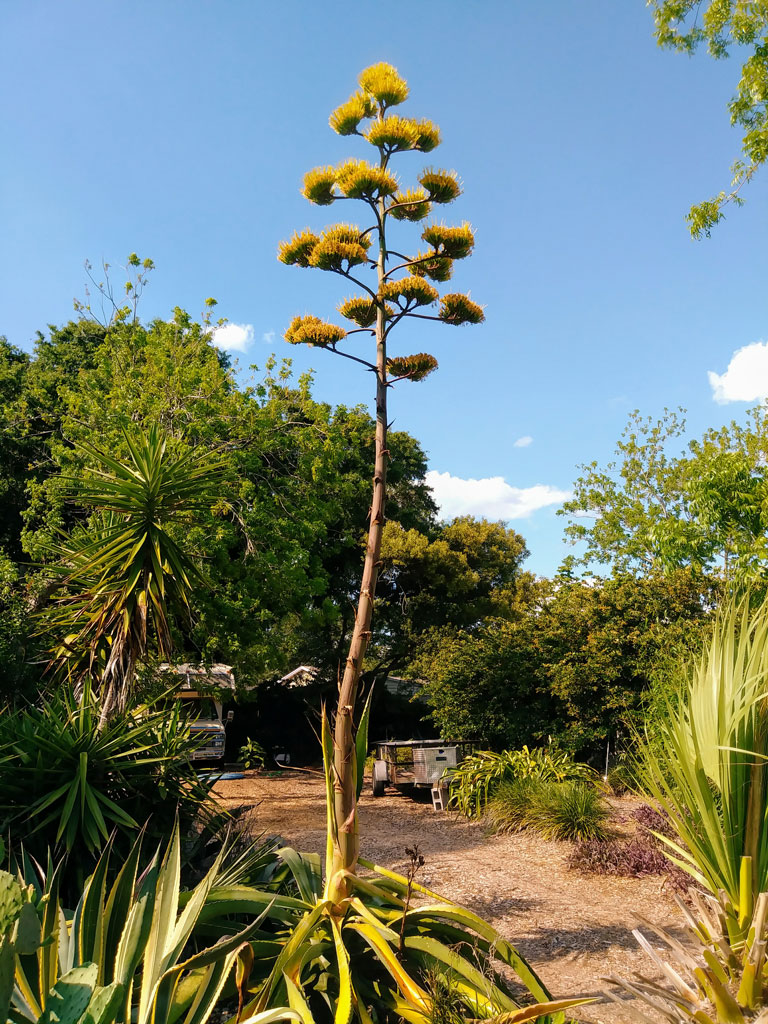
[214, 770, 684, 1024]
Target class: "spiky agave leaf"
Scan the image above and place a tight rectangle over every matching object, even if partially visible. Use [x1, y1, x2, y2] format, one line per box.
[387, 353, 438, 382]
[338, 296, 393, 328]
[285, 315, 347, 348]
[277, 229, 320, 267]
[409, 252, 453, 282]
[358, 62, 409, 106]
[380, 276, 439, 307]
[419, 168, 462, 204]
[329, 91, 377, 135]
[388, 189, 432, 222]
[301, 166, 337, 205]
[309, 224, 372, 272]
[439, 293, 485, 325]
[335, 159, 398, 200]
[422, 222, 475, 259]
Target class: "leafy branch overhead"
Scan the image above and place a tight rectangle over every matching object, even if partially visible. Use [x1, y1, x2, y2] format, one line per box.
[650, 1, 768, 237]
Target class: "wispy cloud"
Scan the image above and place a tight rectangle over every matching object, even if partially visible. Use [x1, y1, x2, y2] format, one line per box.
[211, 323, 254, 353]
[262, 330, 275, 344]
[513, 435, 533, 448]
[709, 341, 768, 404]
[426, 470, 570, 521]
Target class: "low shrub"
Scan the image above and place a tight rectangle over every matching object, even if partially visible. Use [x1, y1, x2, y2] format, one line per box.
[239, 737, 266, 769]
[449, 746, 598, 817]
[487, 779, 612, 842]
[568, 837, 689, 891]
[631, 801, 676, 837]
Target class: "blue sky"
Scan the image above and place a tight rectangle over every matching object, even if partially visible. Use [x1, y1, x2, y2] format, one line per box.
[3, 1, 767, 576]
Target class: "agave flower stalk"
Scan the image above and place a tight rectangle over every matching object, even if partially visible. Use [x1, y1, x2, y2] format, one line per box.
[278, 63, 484, 899]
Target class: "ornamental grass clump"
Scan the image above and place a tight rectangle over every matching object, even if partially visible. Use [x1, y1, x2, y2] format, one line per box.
[487, 779, 611, 843]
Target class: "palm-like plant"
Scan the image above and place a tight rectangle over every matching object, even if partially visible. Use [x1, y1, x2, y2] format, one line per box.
[44, 426, 223, 721]
[637, 595, 768, 911]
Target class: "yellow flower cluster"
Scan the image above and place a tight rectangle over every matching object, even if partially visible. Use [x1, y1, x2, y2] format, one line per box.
[365, 116, 440, 154]
[387, 353, 438, 381]
[284, 315, 347, 347]
[422, 222, 475, 259]
[358, 62, 409, 106]
[336, 160, 398, 200]
[380, 276, 438, 307]
[408, 252, 453, 283]
[302, 167, 337, 205]
[388, 189, 432, 222]
[277, 229, 320, 267]
[419, 169, 462, 204]
[329, 91, 376, 135]
[439, 293, 485, 325]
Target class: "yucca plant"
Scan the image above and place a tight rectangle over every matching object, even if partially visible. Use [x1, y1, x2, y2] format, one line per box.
[606, 855, 768, 1024]
[636, 594, 768, 908]
[43, 425, 223, 722]
[449, 748, 597, 818]
[0, 825, 296, 1024]
[0, 681, 217, 887]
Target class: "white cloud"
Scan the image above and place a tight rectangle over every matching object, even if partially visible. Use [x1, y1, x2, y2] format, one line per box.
[513, 435, 533, 448]
[709, 341, 768, 404]
[211, 323, 254, 353]
[262, 330, 275, 344]
[426, 470, 571, 521]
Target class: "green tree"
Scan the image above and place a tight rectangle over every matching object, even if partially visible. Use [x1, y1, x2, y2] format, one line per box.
[277, 62, 484, 895]
[561, 405, 768, 579]
[649, 0, 768, 236]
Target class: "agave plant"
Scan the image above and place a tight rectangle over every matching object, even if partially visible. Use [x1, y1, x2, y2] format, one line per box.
[194, 706, 590, 1024]
[636, 595, 768, 905]
[606, 856, 768, 1024]
[0, 824, 296, 1024]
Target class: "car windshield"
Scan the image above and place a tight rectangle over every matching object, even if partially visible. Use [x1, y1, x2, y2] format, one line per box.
[178, 697, 218, 720]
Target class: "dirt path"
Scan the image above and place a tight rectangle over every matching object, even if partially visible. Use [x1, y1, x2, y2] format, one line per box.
[214, 772, 682, 1024]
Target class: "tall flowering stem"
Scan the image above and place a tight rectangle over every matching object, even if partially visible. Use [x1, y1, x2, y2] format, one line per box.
[278, 63, 484, 902]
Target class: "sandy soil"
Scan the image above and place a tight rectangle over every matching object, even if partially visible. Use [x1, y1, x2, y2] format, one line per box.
[214, 771, 684, 1024]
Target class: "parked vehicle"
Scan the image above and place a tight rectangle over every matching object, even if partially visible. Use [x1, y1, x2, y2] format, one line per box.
[159, 663, 235, 762]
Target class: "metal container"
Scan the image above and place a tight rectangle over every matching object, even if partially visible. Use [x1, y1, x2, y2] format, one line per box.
[412, 745, 458, 785]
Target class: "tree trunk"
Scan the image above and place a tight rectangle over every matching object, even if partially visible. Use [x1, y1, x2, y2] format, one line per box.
[327, 192, 388, 902]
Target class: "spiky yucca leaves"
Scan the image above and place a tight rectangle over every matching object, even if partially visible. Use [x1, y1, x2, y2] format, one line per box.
[636, 595, 768, 911]
[276, 63, 485, 909]
[388, 354, 438, 382]
[606, 857, 768, 1024]
[43, 426, 223, 722]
